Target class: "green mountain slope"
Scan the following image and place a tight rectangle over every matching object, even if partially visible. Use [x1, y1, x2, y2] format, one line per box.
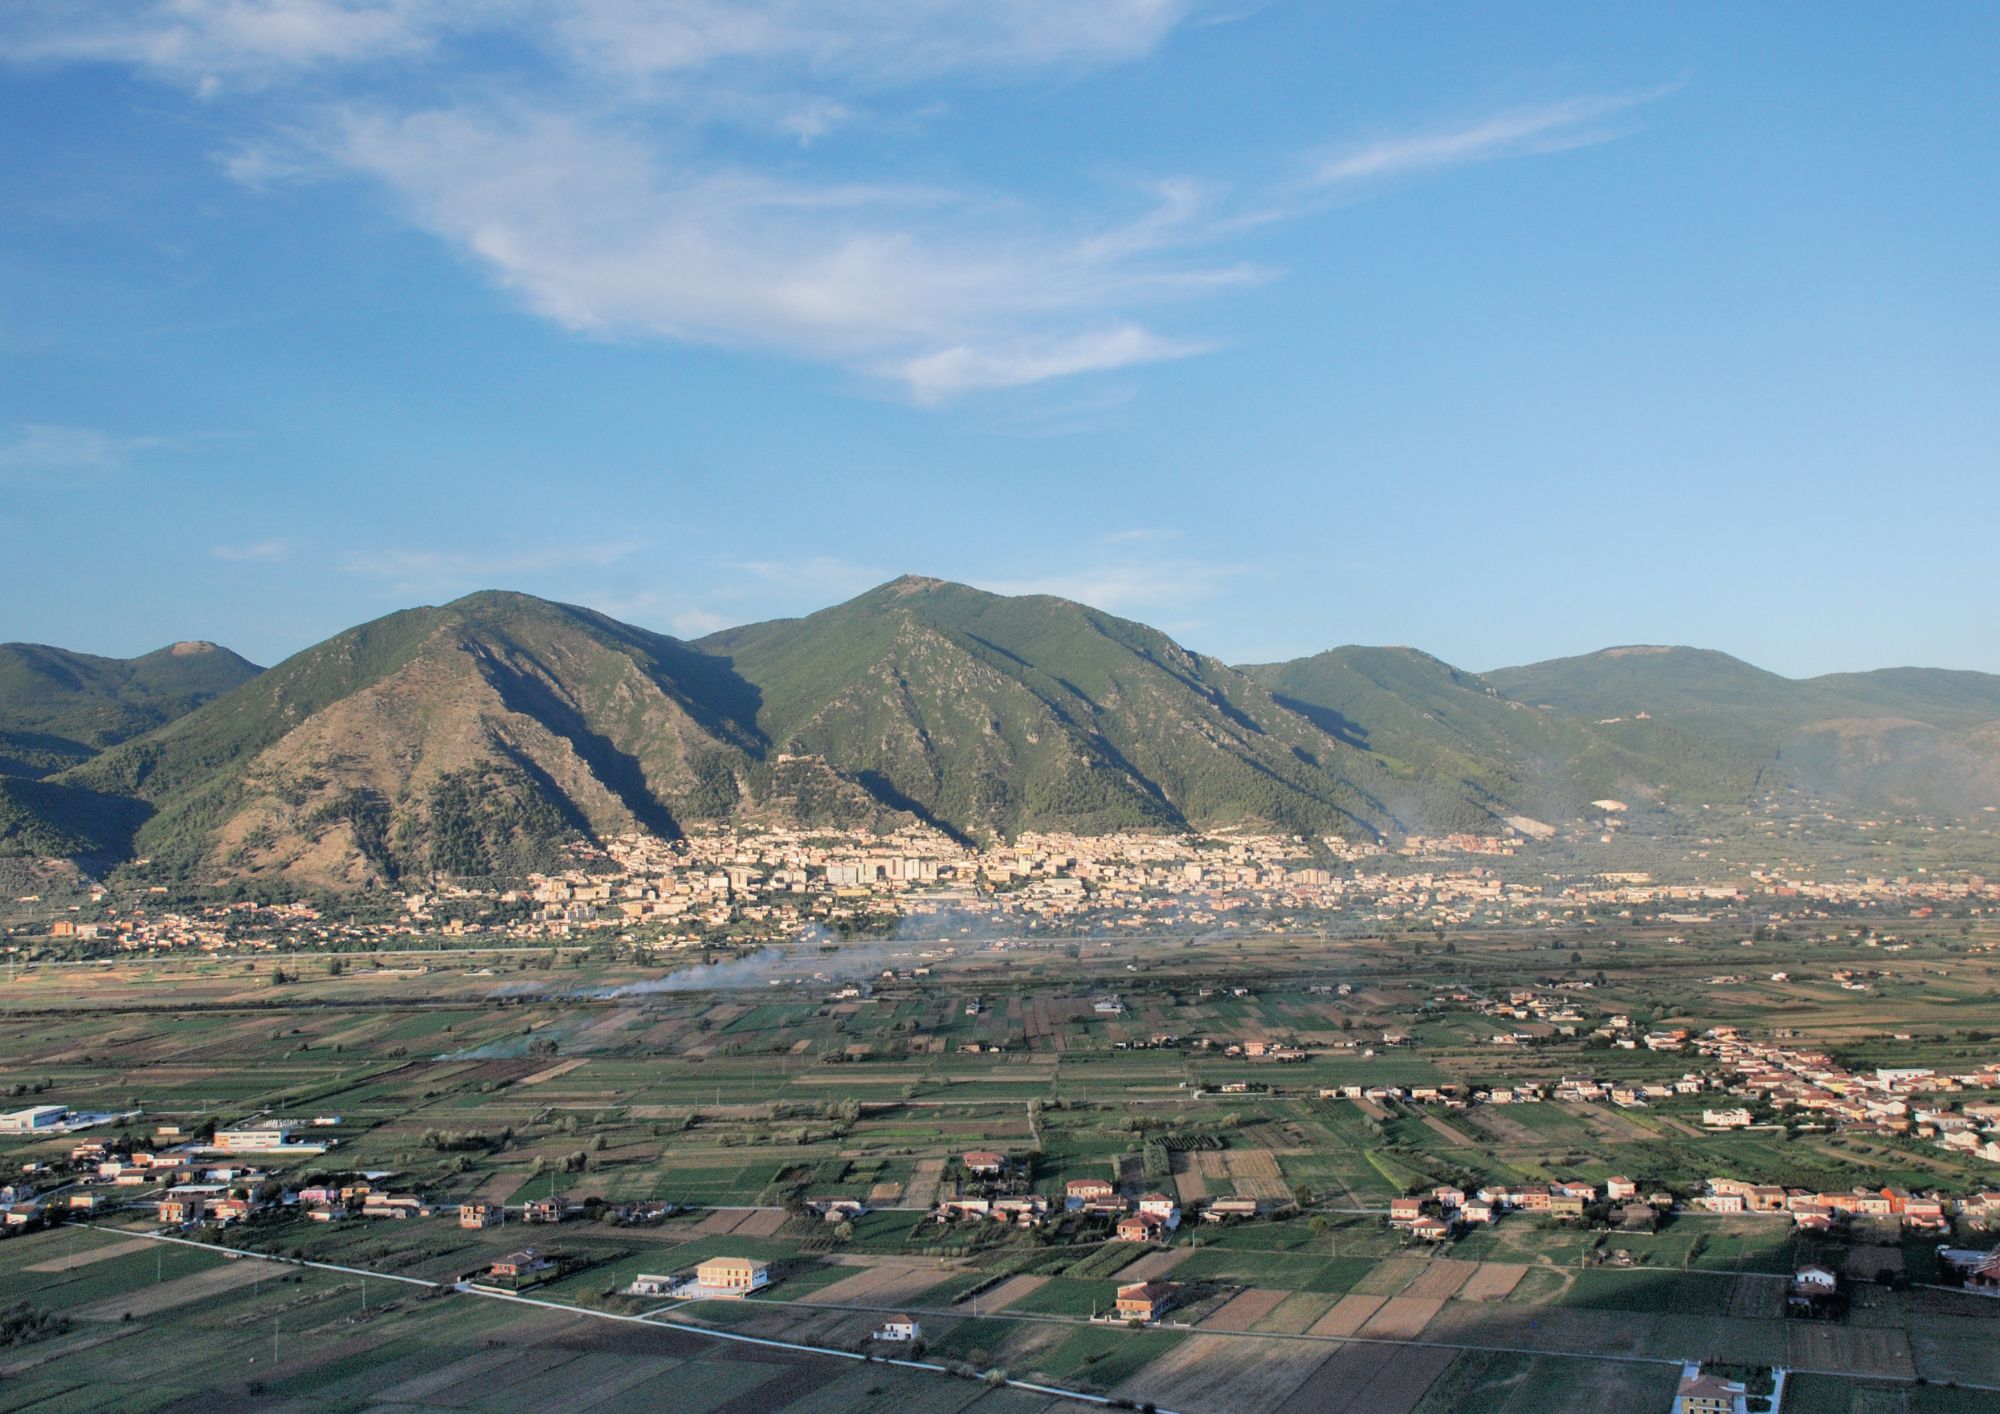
[52, 592, 802, 887]
[701, 576, 1483, 840]
[11, 589, 1994, 886]
[1485, 647, 2000, 813]
[1241, 646, 1764, 817]
[0, 640, 263, 778]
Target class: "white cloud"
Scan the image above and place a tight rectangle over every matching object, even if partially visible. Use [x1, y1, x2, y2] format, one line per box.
[543, 0, 1193, 82]
[573, 588, 741, 638]
[774, 98, 853, 146]
[669, 607, 736, 637]
[723, 554, 889, 600]
[5, 0, 444, 85]
[211, 538, 291, 561]
[896, 324, 1213, 403]
[5, 1, 1190, 89]
[1309, 91, 1667, 189]
[4, 5, 1667, 400]
[977, 557, 1238, 615]
[341, 539, 639, 590]
[324, 104, 1250, 398]
[219, 138, 330, 187]
[0, 424, 162, 478]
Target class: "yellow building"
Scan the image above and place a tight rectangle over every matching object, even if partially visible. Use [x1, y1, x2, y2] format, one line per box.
[1674, 1370, 1745, 1414]
[696, 1256, 770, 1293]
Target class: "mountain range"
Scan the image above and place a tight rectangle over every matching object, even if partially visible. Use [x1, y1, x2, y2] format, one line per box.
[3, 577, 1994, 890]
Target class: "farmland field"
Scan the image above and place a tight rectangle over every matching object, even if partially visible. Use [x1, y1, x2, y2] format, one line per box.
[0, 916, 1994, 1410]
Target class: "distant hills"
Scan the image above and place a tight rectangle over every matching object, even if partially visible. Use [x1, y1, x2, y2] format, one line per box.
[0, 640, 261, 778]
[1486, 647, 2000, 815]
[1239, 646, 1767, 822]
[2, 584, 1995, 889]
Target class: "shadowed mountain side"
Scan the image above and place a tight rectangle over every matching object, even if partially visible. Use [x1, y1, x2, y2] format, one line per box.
[53, 593, 773, 889]
[698, 575, 1469, 840]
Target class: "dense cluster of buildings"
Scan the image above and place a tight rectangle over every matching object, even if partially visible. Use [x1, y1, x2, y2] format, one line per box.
[1389, 1177, 1638, 1239]
[1696, 1029, 2000, 1162]
[1692, 1176, 1999, 1232]
[455, 821, 2000, 941]
[918, 1153, 1210, 1240]
[17, 815, 1997, 956]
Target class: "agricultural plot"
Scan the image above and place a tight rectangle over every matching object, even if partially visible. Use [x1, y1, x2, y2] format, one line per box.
[1276, 1341, 1457, 1414]
[0, 1226, 1005, 1414]
[1, 924, 1997, 1410]
[1110, 1332, 1340, 1414]
[1196, 1286, 1289, 1330]
[1411, 1351, 1682, 1414]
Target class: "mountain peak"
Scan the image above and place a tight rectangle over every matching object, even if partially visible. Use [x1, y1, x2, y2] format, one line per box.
[881, 573, 950, 595]
[444, 588, 564, 616]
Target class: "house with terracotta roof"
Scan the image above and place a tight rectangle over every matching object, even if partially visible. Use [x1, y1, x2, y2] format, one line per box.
[1674, 1368, 1747, 1414]
[1116, 1211, 1169, 1242]
[962, 1151, 1008, 1177]
[487, 1249, 556, 1283]
[1114, 1280, 1181, 1323]
[1065, 1177, 1116, 1207]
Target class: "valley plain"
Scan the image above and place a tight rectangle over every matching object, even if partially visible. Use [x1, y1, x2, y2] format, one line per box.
[0, 906, 1996, 1412]
[2, 579, 1999, 1411]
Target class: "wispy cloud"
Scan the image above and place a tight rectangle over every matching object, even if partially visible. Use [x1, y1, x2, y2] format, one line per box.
[341, 539, 640, 591]
[669, 607, 736, 637]
[0, 423, 163, 478]
[3, 6, 1669, 401]
[572, 588, 741, 639]
[543, 0, 1196, 84]
[977, 557, 1239, 615]
[723, 554, 889, 600]
[1308, 90, 1669, 189]
[5, 1, 1193, 90]
[4, 0, 445, 84]
[324, 104, 1253, 401]
[211, 537, 290, 561]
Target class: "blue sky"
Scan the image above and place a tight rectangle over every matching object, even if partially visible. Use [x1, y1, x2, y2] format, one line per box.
[3, 2, 1995, 676]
